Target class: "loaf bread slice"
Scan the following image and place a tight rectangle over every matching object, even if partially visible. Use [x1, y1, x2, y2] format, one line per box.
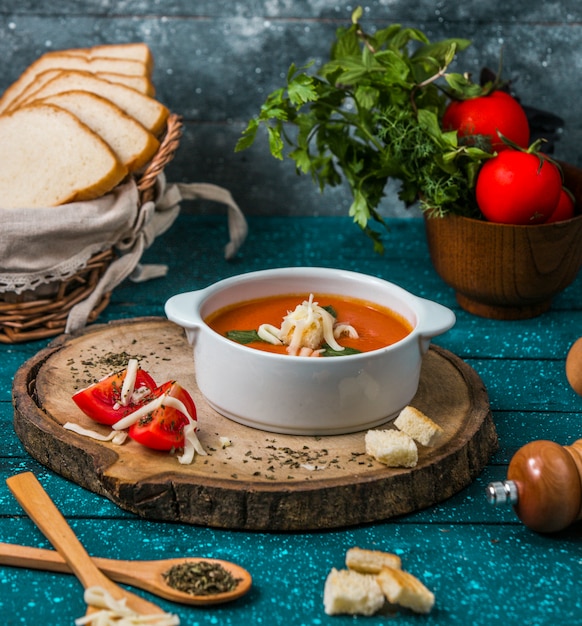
[39, 90, 160, 172]
[365, 429, 418, 467]
[7, 68, 154, 113]
[394, 405, 443, 446]
[57, 43, 154, 75]
[0, 53, 149, 114]
[323, 568, 385, 616]
[0, 103, 127, 208]
[17, 71, 169, 136]
[93, 71, 154, 96]
[376, 566, 435, 614]
[346, 547, 402, 574]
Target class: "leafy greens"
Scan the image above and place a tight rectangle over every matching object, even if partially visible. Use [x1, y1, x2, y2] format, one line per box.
[236, 7, 492, 251]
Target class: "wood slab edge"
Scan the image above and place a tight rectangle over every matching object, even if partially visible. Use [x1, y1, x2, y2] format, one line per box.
[10, 320, 164, 499]
[12, 319, 499, 531]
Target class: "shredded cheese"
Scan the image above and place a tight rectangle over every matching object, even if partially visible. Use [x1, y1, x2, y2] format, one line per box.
[64, 422, 128, 445]
[257, 323, 283, 345]
[219, 436, 232, 448]
[258, 293, 358, 356]
[112, 389, 207, 464]
[333, 323, 359, 339]
[112, 394, 166, 431]
[75, 586, 179, 625]
[119, 358, 139, 407]
[178, 421, 206, 465]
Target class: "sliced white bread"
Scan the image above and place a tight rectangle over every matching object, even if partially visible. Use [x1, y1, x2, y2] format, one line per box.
[17, 71, 169, 136]
[6, 68, 154, 113]
[345, 547, 402, 574]
[376, 566, 435, 614]
[56, 43, 154, 75]
[394, 405, 443, 447]
[0, 53, 149, 113]
[40, 52, 147, 75]
[0, 103, 127, 209]
[323, 568, 385, 616]
[365, 429, 418, 468]
[39, 90, 160, 172]
[94, 71, 154, 96]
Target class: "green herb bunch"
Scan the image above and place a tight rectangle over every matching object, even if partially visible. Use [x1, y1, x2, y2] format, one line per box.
[236, 7, 492, 252]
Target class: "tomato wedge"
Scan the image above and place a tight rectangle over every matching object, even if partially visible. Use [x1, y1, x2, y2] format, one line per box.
[72, 364, 157, 426]
[127, 381, 197, 451]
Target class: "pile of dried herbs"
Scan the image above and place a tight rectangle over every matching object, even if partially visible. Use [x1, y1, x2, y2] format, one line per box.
[163, 561, 240, 596]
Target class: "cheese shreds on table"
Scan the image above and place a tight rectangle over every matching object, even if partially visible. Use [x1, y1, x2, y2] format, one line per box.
[74, 586, 179, 625]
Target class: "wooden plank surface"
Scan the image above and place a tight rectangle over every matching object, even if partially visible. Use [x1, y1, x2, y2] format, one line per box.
[2, 215, 581, 626]
[12, 317, 496, 531]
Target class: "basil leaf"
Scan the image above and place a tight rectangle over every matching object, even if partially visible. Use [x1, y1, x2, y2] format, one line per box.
[321, 305, 337, 318]
[226, 328, 361, 357]
[226, 330, 264, 344]
[321, 344, 362, 357]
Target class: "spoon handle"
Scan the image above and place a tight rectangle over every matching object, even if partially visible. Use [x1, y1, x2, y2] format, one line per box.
[0, 542, 154, 591]
[6, 472, 164, 615]
[0, 542, 73, 574]
[6, 473, 107, 589]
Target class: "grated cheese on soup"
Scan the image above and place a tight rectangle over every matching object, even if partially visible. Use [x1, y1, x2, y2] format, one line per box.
[258, 293, 358, 356]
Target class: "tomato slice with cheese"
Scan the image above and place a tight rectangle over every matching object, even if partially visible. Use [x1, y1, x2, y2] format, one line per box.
[72, 359, 157, 426]
[120, 381, 198, 451]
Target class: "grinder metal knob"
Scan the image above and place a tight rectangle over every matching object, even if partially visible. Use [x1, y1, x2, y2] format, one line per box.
[485, 480, 518, 506]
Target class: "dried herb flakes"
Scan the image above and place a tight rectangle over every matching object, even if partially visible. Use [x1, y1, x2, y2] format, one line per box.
[163, 561, 240, 596]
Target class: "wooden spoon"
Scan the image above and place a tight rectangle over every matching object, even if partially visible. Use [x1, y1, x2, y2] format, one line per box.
[6, 472, 170, 618]
[0, 542, 252, 605]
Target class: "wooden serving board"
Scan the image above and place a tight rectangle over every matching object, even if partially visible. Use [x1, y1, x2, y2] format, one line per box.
[12, 317, 497, 531]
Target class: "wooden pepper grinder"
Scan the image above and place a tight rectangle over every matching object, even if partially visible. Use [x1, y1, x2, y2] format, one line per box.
[486, 439, 582, 533]
[487, 337, 582, 533]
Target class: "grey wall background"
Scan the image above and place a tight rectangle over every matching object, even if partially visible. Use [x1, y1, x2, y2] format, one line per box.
[1, 1, 580, 218]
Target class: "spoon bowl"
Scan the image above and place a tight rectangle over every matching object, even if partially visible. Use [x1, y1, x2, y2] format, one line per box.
[0, 542, 252, 605]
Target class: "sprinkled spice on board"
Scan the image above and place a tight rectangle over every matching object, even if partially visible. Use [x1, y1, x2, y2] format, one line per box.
[95, 350, 148, 370]
[69, 349, 153, 390]
[163, 561, 240, 595]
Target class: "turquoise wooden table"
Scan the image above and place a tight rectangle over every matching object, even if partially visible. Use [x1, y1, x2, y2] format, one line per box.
[1, 215, 581, 625]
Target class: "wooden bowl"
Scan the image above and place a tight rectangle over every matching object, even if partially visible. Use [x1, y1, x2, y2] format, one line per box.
[424, 162, 582, 320]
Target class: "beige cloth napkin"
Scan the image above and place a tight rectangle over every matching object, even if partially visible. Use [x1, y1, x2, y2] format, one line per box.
[0, 174, 248, 333]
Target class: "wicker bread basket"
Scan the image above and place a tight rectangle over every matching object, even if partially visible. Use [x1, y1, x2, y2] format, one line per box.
[0, 113, 183, 344]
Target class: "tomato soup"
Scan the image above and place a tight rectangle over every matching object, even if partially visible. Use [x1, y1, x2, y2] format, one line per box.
[205, 293, 412, 355]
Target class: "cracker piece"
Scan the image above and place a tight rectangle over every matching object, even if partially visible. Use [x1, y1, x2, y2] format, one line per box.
[376, 566, 435, 614]
[394, 405, 443, 446]
[323, 568, 385, 616]
[365, 429, 418, 467]
[346, 547, 402, 574]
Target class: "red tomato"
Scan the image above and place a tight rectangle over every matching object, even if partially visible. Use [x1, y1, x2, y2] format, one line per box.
[475, 150, 562, 224]
[545, 188, 576, 223]
[128, 381, 197, 451]
[442, 91, 530, 152]
[73, 367, 157, 426]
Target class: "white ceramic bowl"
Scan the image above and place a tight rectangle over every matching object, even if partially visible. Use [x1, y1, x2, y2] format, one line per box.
[165, 267, 455, 435]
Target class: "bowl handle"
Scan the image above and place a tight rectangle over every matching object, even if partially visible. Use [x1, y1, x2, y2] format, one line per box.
[164, 291, 205, 345]
[414, 298, 456, 354]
